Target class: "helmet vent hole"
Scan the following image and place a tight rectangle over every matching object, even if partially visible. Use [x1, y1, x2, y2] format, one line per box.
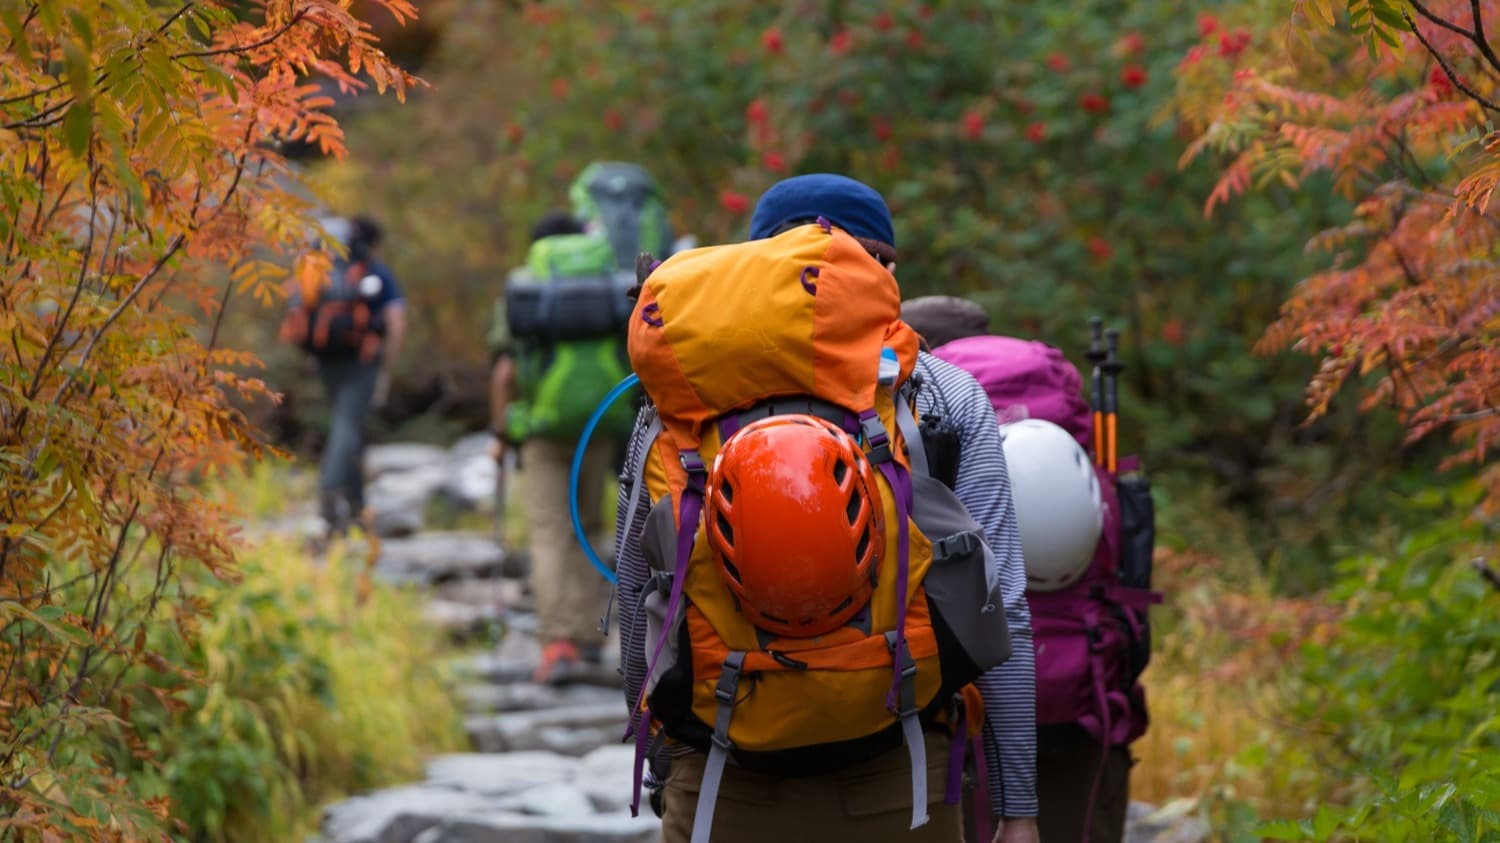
[760, 610, 789, 626]
[716, 514, 735, 548]
[832, 459, 848, 485]
[855, 530, 871, 561]
[846, 492, 862, 525]
[829, 595, 854, 616]
[721, 554, 744, 584]
[720, 480, 734, 503]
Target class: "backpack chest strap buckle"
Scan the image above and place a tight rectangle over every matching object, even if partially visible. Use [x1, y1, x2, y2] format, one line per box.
[933, 531, 982, 562]
[859, 410, 893, 464]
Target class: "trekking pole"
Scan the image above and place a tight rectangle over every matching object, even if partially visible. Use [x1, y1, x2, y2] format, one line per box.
[1103, 329, 1124, 474]
[1086, 317, 1107, 468]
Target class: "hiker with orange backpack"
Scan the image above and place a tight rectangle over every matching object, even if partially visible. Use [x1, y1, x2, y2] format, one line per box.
[610, 175, 1039, 843]
[901, 297, 1161, 843]
[281, 215, 407, 537]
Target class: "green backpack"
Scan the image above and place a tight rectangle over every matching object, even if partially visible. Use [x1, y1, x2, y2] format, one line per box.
[569, 161, 675, 270]
[504, 234, 637, 442]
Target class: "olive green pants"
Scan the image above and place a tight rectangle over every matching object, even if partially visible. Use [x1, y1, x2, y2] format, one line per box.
[519, 437, 612, 646]
[662, 732, 965, 842]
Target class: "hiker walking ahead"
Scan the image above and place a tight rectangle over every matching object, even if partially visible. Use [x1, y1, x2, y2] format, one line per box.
[280, 215, 407, 537]
[902, 297, 1159, 843]
[614, 175, 1039, 842]
[488, 213, 637, 683]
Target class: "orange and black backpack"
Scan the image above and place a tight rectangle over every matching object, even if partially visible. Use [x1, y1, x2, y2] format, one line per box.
[278, 258, 386, 362]
[621, 220, 1011, 841]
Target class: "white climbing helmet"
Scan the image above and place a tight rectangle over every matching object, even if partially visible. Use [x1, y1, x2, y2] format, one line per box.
[999, 419, 1104, 592]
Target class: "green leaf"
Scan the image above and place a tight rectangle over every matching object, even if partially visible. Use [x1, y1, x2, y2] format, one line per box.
[1257, 818, 1312, 840]
[1311, 805, 1341, 840]
[62, 101, 93, 156]
[0, 5, 33, 65]
[65, 9, 94, 50]
[62, 39, 92, 98]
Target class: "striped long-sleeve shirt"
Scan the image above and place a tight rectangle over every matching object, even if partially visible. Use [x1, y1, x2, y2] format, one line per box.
[612, 350, 1038, 818]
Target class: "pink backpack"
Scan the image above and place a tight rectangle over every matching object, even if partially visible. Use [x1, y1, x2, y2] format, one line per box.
[932, 335, 1157, 746]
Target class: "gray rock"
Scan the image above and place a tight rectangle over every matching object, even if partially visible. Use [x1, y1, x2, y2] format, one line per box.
[439, 454, 500, 511]
[376, 532, 506, 585]
[466, 703, 626, 754]
[365, 464, 450, 537]
[425, 600, 500, 637]
[434, 578, 524, 611]
[531, 725, 621, 757]
[411, 812, 659, 843]
[457, 651, 622, 690]
[1125, 800, 1211, 843]
[321, 785, 494, 843]
[424, 752, 578, 797]
[365, 443, 448, 478]
[574, 746, 644, 813]
[458, 682, 621, 715]
[498, 783, 597, 817]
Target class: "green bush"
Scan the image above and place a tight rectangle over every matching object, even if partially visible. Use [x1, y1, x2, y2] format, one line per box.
[105, 531, 465, 842]
[1258, 486, 1500, 841]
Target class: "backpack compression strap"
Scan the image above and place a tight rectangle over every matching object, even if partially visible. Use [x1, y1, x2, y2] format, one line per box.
[690, 651, 746, 843]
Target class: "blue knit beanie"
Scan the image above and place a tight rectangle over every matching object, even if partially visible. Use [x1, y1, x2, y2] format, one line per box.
[748, 174, 896, 255]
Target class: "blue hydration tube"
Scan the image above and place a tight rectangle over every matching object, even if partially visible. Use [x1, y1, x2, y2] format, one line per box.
[570, 373, 641, 584]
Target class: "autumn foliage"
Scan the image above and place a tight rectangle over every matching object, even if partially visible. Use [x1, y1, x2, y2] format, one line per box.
[0, 1, 415, 837]
[1178, 0, 1500, 508]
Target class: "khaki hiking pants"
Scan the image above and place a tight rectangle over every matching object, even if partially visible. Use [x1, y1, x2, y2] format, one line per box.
[520, 437, 612, 646]
[661, 731, 965, 842]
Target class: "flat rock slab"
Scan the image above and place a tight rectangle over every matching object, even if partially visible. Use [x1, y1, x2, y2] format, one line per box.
[458, 682, 621, 715]
[1125, 800, 1211, 843]
[466, 704, 627, 755]
[412, 812, 659, 843]
[574, 746, 645, 814]
[376, 532, 506, 585]
[424, 752, 579, 797]
[365, 443, 450, 477]
[321, 785, 495, 843]
[425, 600, 501, 637]
[456, 653, 622, 690]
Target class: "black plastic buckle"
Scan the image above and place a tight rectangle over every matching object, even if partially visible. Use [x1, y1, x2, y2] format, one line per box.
[934, 532, 981, 562]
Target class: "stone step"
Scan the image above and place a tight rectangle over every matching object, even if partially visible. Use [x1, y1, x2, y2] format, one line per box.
[457, 682, 621, 715]
[465, 703, 627, 755]
[321, 748, 651, 843]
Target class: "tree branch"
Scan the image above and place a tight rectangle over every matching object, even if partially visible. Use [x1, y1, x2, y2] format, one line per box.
[1469, 0, 1500, 78]
[171, 10, 308, 61]
[1405, 11, 1500, 113]
[1410, 0, 1476, 37]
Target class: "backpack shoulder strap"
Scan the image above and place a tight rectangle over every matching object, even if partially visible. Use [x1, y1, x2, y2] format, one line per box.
[621, 409, 662, 540]
[894, 383, 929, 479]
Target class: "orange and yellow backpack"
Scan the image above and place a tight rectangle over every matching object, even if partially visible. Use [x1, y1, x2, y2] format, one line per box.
[622, 220, 1011, 841]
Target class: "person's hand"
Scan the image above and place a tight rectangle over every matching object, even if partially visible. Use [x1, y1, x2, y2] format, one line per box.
[994, 817, 1039, 843]
[487, 434, 507, 462]
[371, 369, 391, 410]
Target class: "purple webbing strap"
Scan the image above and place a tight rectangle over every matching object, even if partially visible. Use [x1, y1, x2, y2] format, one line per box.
[971, 729, 993, 843]
[945, 703, 968, 805]
[718, 416, 742, 441]
[1080, 609, 1113, 843]
[629, 703, 653, 817]
[875, 458, 914, 713]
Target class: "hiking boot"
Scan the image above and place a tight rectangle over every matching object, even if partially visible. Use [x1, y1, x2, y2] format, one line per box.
[534, 640, 582, 685]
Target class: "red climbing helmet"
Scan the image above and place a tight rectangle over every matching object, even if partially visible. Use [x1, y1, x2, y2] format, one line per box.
[703, 414, 885, 638]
